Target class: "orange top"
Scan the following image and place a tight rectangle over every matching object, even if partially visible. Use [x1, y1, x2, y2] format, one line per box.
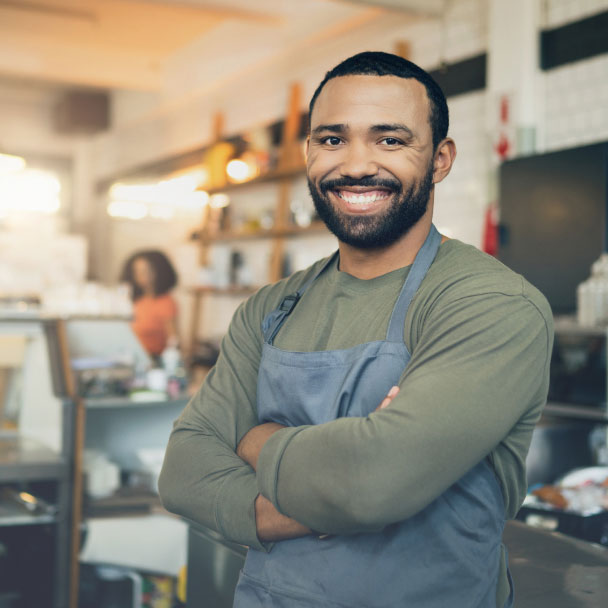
[132, 294, 177, 355]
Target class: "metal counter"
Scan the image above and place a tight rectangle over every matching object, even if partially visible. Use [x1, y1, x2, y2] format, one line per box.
[186, 519, 608, 607]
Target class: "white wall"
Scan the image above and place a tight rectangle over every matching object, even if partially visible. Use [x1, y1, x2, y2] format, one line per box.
[0, 79, 79, 158]
[545, 0, 608, 26]
[543, 54, 608, 150]
[91, 0, 488, 181]
[542, 0, 608, 150]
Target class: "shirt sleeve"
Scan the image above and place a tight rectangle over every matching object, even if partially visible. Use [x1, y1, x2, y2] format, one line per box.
[158, 295, 268, 550]
[256, 288, 553, 535]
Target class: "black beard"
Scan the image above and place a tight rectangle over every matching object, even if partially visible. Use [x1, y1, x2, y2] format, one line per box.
[308, 165, 434, 250]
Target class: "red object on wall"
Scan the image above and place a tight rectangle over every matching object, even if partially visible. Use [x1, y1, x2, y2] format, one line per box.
[495, 133, 511, 160]
[483, 205, 499, 257]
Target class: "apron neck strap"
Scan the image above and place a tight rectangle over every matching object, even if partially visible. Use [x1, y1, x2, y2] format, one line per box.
[263, 225, 442, 345]
[386, 224, 442, 343]
[263, 251, 338, 344]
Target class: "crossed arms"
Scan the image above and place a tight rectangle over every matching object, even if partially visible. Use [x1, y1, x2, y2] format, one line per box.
[159, 287, 552, 550]
[236, 387, 400, 542]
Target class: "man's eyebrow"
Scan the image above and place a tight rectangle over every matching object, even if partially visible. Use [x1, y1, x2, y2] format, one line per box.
[370, 124, 415, 138]
[311, 124, 347, 136]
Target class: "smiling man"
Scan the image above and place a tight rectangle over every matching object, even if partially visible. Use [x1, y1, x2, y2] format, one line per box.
[159, 52, 553, 608]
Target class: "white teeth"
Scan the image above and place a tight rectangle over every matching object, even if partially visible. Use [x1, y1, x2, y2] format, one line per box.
[337, 191, 389, 204]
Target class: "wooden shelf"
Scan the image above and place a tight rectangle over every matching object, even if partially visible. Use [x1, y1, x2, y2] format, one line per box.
[553, 316, 608, 336]
[204, 221, 327, 243]
[199, 164, 306, 195]
[189, 286, 258, 297]
[544, 402, 608, 423]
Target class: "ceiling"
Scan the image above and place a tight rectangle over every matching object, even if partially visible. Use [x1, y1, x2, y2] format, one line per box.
[0, 0, 442, 92]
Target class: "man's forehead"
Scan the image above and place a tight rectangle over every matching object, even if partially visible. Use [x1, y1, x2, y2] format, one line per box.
[310, 74, 430, 127]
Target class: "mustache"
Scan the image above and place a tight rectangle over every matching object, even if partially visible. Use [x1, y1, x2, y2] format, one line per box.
[319, 177, 402, 194]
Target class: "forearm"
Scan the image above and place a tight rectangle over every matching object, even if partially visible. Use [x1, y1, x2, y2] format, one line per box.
[257, 394, 497, 534]
[237, 422, 316, 541]
[255, 494, 313, 542]
[159, 297, 267, 549]
[159, 423, 266, 550]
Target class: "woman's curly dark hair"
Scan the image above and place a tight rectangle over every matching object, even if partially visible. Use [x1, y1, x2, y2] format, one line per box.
[120, 249, 177, 301]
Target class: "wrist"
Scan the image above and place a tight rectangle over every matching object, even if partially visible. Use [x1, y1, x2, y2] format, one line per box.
[237, 423, 285, 470]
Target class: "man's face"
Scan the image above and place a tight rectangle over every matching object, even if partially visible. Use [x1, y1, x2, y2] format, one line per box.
[307, 75, 436, 249]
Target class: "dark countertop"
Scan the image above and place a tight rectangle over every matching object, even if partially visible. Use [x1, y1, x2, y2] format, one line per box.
[504, 520, 608, 607]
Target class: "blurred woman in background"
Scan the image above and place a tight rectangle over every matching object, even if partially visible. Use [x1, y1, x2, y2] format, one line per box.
[121, 249, 179, 358]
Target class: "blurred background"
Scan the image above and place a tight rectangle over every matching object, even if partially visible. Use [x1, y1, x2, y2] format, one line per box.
[0, 1, 608, 607]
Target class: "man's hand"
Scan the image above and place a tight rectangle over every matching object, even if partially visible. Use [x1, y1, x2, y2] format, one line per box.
[375, 385, 400, 411]
[237, 422, 285, 470]
[255, 494, 313, 542]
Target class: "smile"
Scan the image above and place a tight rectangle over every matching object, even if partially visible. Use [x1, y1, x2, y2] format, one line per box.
[335, 189, 392, 205]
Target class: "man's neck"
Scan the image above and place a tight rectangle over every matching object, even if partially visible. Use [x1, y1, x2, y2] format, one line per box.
[337, 213, 435, 280]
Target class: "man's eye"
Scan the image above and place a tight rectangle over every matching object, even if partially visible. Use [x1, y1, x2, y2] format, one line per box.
[381, 137, 402, 146]
[322, 136, 342, 146]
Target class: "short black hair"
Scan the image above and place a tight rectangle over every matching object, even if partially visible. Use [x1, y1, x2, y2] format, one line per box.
[120, 249, 177, 301]
[309, 51, 449, 150]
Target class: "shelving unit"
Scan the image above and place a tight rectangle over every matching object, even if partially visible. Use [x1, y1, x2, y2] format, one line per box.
[204, 164, 307, 195]
[0, 318, 75, 608]
[188, 83, 330, 351]
[48, 317, 191, 607]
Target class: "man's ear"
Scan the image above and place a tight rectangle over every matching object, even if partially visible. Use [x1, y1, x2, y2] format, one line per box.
[305, 136, 310, 161]
[432, 137, 456, 184]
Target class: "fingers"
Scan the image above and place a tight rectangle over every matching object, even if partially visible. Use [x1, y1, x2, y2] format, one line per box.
[376, 385, 400, 411]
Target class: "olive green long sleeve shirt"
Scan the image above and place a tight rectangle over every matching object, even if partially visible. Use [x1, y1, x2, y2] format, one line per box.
[159, 240, 553, 552]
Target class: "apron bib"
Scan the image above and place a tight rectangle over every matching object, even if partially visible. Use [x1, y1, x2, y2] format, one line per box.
[234, 226, 513, 608]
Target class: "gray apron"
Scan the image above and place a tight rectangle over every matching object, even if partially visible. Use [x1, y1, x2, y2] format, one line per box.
[234, 225, 514, 607]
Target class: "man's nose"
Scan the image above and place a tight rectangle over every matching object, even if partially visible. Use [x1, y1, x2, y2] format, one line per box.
[339, 142, 379, 179]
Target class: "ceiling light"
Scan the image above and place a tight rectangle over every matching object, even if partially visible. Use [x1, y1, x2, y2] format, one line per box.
[226, 159, 253, 182]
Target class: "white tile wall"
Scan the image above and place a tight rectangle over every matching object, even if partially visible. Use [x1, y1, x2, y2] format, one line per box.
[543, 53, 608, 151]
[545, 0, 608, 28]
[434, 91, 490, 248]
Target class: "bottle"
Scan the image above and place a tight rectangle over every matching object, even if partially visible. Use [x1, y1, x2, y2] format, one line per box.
[161, 338, 186, 398]
[161, 343, 180, 378]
